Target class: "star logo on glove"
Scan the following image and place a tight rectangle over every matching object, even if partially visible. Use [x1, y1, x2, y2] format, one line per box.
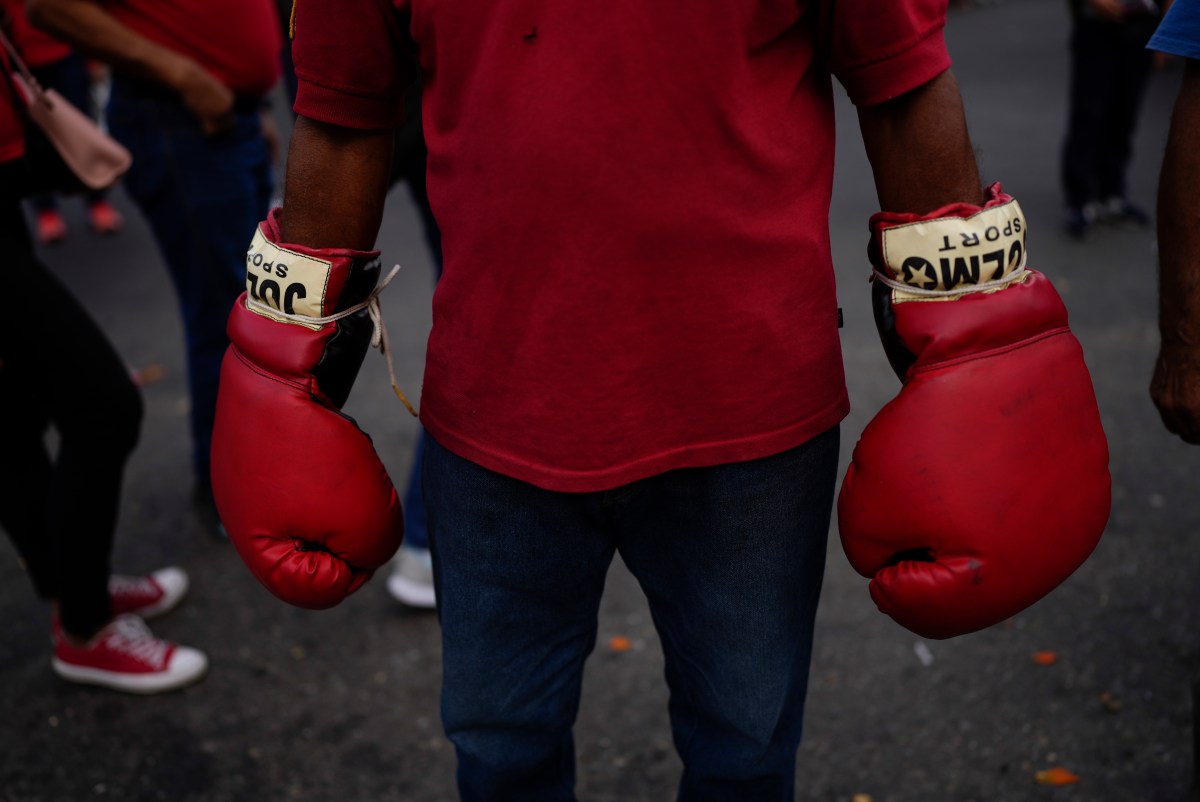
[900, 257, 939, 290]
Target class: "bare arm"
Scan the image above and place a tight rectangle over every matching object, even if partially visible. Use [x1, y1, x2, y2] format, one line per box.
[856, 69, 985, 213]
[1150, 59, 1200, 444]
[26, 0, 234, 133]
[279, 116, 394, 250]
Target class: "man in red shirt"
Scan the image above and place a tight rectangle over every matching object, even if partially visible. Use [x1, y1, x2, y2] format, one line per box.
[254, 0, 984, 797]
[27, 0, 281, 533]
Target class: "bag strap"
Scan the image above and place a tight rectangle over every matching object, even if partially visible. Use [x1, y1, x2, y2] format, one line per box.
[0, 25, 49, 108]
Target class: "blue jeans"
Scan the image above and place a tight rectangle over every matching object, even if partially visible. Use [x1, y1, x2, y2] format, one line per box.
[403, 429, 430, 549]
[424, 427, 839, 801]
[106, 79, 273, 487]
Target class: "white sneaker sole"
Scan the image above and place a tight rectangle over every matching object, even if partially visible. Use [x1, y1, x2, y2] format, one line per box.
[386, 573, 437, 609]
[52, 648, 208, 694]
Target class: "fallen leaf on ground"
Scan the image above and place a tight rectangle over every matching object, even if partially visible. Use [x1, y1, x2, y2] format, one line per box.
[1031, 650, 1059, 666]
[133, 363, 167, 386]
[851, 794, 873, 802]
[608, 636, 632, 652]
[1035, 767, 1080, 785]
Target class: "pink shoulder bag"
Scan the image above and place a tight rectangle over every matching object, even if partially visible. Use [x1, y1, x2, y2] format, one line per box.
[0, 27, 130, 191]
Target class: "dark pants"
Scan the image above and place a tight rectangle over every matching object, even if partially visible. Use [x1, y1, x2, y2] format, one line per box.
[0, 196, 142, 639]
[106, 78, 273, 489]
[426, 427, 839, 802]
[1061, 16, 1157, 209]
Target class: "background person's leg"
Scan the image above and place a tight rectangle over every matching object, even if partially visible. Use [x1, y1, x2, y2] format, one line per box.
[0, 200, 140, 639]
[107, 85, 272, 502]
[1096, 20, 1156, 215]
[0, 354, 55, 604]
[1061, 19, 1119, 235]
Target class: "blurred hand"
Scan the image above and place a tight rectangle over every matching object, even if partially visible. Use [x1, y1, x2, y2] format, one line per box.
[1151, 344, 1200, 445]
[1087, 0, 1128, 21]
[176, 62, 234, 136]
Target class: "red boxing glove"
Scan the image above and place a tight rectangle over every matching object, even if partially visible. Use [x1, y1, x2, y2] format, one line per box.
[211, 210, 404, 609]
[838, 184, 1111, 639]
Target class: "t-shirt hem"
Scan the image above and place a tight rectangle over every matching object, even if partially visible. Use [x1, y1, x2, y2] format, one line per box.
[293, 78, 406, 130]
[1148, 32, 1200, 60]
[421, 394, 851, 494]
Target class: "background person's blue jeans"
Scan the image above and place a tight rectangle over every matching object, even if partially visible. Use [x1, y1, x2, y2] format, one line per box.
[106, 79, 273, 491]
[403, 430, 430, 549]
[424, 427, 839, 802]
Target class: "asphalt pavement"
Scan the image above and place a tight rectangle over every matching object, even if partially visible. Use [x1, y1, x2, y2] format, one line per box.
[2, 1, 1197, 800]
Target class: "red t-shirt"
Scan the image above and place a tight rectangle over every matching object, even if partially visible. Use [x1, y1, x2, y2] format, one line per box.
[0, 37, 25, 165]
[0, 0, 71, 68]
[100, 0, 282, 96]
[292, 0, 951, 492]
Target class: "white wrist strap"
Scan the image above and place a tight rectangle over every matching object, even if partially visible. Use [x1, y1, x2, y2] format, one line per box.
[244, 263, 418, 416]
[870, 263, 1029, 298]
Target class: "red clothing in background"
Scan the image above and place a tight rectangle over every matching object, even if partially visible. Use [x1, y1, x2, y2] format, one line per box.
[100, 0, 281, 96]
[292, 0, 951, 492]
[0, 32, 25, 164]
[0, 0, 70, 68]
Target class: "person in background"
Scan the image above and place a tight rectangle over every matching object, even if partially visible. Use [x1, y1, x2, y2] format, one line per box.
[0, 20, 206, 694]
[1147, 2, 1200, 795]
[26, 0, 282, 535]
[1, 0, 122, 244]
[1061, 0, 1164, 239]
[1149, 0, 1200, 440]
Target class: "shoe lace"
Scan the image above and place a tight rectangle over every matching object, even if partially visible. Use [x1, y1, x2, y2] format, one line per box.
[108, 574, 155, 601]
[243, 262, 418, 417]
[105, 616, 170, 667]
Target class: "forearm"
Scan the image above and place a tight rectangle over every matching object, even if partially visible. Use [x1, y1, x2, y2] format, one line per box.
[1157, 60, 1200, 348]
[280, 116, 394, 250]
[26, 0, 194, 91]
[856, 69, 985, 213]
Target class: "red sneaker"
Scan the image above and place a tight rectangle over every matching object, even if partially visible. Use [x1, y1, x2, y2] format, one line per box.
[52, 614, 208, 694]
[109, 567, 189, 619]
[87, 199, 124, 235]
[35, 209, 68, 245]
